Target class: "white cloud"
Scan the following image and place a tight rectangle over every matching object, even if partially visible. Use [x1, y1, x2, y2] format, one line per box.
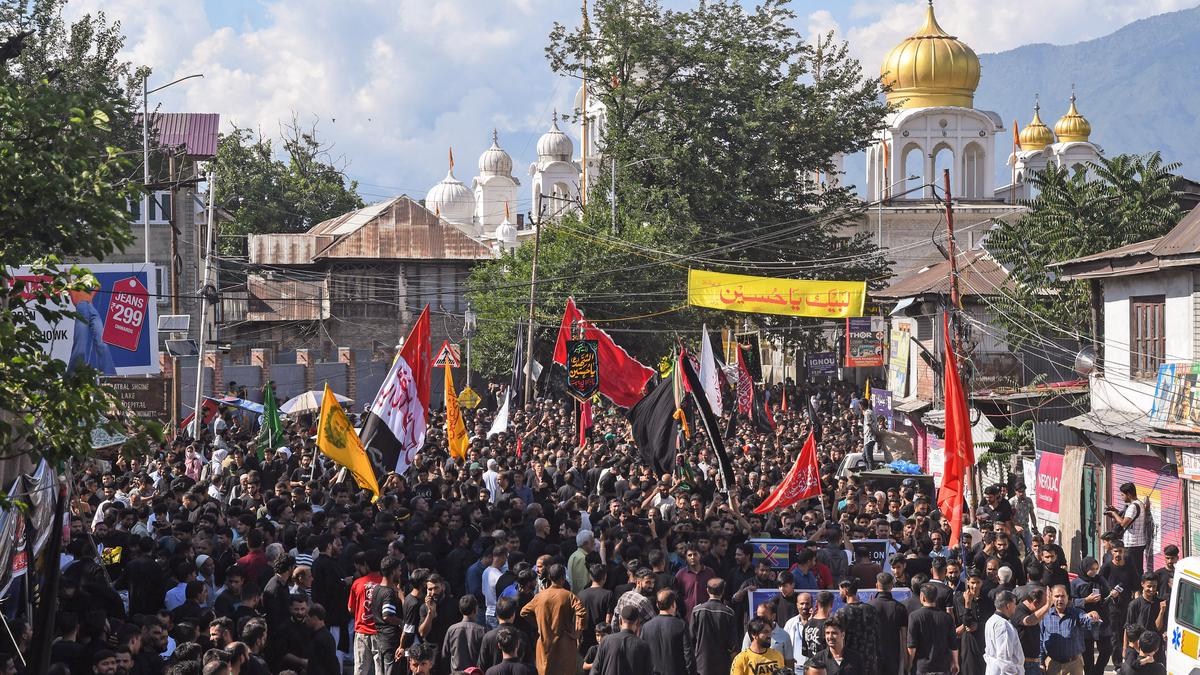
[65, 0, 1193, 208]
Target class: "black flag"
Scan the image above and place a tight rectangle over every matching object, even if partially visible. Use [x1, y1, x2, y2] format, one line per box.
[628, 374, 678, 477]
[679, 352, 737, 491]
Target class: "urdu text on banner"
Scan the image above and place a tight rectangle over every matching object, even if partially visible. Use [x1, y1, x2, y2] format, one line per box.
[686, 269, 866, 318]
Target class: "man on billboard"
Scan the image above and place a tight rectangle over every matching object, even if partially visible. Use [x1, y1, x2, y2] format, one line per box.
[66, 273, 115, 376]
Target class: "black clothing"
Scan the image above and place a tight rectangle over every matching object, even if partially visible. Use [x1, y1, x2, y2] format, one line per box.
[591, 629, 653, 675]
[907, 606, 956, 674]
[1012, 605, 1042, 660]
[262, 574, 292, 627]
[579, 586, 615, 651]
[306, 625, 341, 675]
[641, 614, 695, 675]
[1119, 656, 1166, 675]
[953, 593, 987, 675]
[691, 599, 739, 675]
[312, 554, 351, 625]
[803, 616, 829, 658]
[1126, 595, 1164, 632]
[373, 585, 402, 652]
[485, 658, 537, 675]
[815, 648, 866, 675]
[480, 623, 532, 671]
[869, 591, 910, 669]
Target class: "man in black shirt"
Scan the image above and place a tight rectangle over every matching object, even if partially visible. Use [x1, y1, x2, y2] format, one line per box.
[907, 583, 957, 675]
[869, 573, 910, 675]
[1125, 574, 1167, 638]
[815, 614, 865, 675]
[1101, 543, 1140, 669]
[1012, 586, 1052, 675]
[1119, 632, 1166, 675]
[373, 556, 404, 675]
[579, 564, 614, 653]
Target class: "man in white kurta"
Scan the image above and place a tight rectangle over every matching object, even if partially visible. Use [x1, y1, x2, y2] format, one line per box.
[985, 591, 1024, 675]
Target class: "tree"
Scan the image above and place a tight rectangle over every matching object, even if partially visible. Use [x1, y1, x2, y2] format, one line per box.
[467, 0, 891, 376]
[215, 117, 363, 254]
[0, 29, 154, 482]
[987, 153, 1181, 349]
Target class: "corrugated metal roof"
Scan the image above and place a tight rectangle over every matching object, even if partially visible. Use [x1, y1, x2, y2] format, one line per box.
[249, 233, 335, 266]
[314, 196, 492, 260]
[244, 275, 328, 321]
[144, 113, 220, 158]
[874, 249, 1011, 299]
[1057, 207, 1200, 279]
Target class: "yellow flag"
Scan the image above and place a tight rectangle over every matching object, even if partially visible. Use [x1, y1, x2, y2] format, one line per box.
[865, 380, 871, 402]
[316, 384, 381, 502]
[445, 363, 468, 461]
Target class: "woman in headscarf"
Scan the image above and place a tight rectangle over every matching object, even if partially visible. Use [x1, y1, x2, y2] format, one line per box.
[1073, 557, 1113, 675]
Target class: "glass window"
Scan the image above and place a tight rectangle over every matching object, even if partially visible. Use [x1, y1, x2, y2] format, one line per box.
[1176, 578, 1200, 632]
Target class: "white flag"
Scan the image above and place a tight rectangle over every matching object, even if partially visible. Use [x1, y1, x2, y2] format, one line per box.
[699, 324, 723, 415]
[488, 388, 511, 438]
[360, 354, 427, 478]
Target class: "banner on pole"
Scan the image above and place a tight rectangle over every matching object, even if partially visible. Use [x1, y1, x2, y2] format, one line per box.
[565, 339, 600, 401]
[687, 269, 866, 318]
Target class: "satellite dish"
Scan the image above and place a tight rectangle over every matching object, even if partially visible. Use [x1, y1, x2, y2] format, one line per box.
[1074, 345, 1096, 376]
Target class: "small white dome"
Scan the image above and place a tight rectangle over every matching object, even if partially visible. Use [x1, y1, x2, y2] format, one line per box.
[425, 169, 474, 225]
[537, 113, 573, 162]
[495, 217, 518, 249]
[478, 130, 513, 177]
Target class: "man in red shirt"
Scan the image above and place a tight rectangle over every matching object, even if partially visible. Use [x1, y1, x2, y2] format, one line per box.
[237, 530, 270, 585]
[675, 544, 718, 620]
[347, 551, 383, 675]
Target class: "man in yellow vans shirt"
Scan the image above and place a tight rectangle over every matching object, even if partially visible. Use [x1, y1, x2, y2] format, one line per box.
[733, 618, 786, 675]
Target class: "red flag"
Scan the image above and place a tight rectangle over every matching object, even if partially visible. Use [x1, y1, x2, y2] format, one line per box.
[400, 305, 432, 417]
[552, 298, 655, 408]
[180, 399, 220, 433]
[735, 348, 754, 415]
[754, 432, 821, 513]
[937, 312, 975, 546]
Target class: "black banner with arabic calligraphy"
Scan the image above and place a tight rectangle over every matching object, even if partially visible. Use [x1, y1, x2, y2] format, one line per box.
[565, 340, 599, 401]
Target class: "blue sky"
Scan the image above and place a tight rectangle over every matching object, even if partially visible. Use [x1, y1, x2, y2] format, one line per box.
[68, 0, 1194, 214]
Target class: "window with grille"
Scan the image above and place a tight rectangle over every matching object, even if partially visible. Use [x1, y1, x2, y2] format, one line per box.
[1130, 295, 1165, 379]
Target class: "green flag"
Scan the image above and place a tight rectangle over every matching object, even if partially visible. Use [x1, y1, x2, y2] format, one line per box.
[256, 383, 284, 461]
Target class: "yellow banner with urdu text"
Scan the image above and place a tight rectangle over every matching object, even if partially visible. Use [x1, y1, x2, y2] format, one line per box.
[316, 383, 381, 502]
[687, 269, 866, 318]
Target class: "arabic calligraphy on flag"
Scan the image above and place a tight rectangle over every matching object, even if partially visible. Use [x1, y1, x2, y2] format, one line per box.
[687, 269, 866, 318]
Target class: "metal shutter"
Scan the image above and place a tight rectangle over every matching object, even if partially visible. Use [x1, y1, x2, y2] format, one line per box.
[1109, 453, 1183, 570]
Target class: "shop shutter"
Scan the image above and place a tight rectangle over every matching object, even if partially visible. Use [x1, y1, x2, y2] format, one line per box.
[1188, 482, 1200, 556]
[1109, 453, 1183, 570]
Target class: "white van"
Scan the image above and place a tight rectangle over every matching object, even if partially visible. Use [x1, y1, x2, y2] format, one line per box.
[1167, 556, 1200, 675]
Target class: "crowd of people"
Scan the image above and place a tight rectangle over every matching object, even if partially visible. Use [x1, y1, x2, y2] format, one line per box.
[8, 375, 1174, 675]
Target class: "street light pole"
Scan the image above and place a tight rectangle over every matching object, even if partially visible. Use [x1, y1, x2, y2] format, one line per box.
[191, 169, 216, 437]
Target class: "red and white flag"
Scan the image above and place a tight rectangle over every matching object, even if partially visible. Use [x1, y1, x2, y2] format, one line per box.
[754, 431, 821, 513]
[359, 353, 427, 480]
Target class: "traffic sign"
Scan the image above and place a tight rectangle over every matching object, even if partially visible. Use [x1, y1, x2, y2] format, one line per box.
[458, 386, 481, 409]
[433, 340, 461, 367]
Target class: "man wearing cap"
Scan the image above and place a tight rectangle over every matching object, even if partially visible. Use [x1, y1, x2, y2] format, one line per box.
[569, 530, 595, 594]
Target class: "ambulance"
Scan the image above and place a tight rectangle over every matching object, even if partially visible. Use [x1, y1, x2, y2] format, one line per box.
[1168, 557, 1200, 675]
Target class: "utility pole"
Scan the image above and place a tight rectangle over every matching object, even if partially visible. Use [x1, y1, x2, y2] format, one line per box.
[168, 153, 180, 430]
[580, 0, 589, 206]
[142, 75, 151, 264]
[942, 167, 977, 518]
[191, 170, 216, 437]
[523, 205, 543, 406]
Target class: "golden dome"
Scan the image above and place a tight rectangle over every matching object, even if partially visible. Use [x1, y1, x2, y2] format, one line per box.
[880, 1, 981, 109]
[1054, 94, 1092, 143]
[1019, 101, 1055, 151]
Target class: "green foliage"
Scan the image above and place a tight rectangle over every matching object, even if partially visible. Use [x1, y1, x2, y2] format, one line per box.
[215, 118, 363, 254]
[987, 153, 1181, 348]
[977, 419, 1034, 456]
[0, 31, 158, 474]
[468, 0, 891, 376]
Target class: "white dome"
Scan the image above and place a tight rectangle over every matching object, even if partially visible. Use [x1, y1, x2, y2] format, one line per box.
[478, 130, 513, 177]
[425, 169, 474, 225]
[495, 217, 518, 249]
[537, 114, 573, 162]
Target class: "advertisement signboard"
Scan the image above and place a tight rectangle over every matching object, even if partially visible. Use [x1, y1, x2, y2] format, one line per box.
[1036, 450, 1064, 514]
[807, 351, 837, 376]
[102, 376, 168, 421]
[888, 323, 911, 396]
[11, 263, 159, 376]
[846, 317, 885, 367]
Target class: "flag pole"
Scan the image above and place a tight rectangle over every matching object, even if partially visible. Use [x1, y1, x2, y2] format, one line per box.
[942, 168, 977, 520]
